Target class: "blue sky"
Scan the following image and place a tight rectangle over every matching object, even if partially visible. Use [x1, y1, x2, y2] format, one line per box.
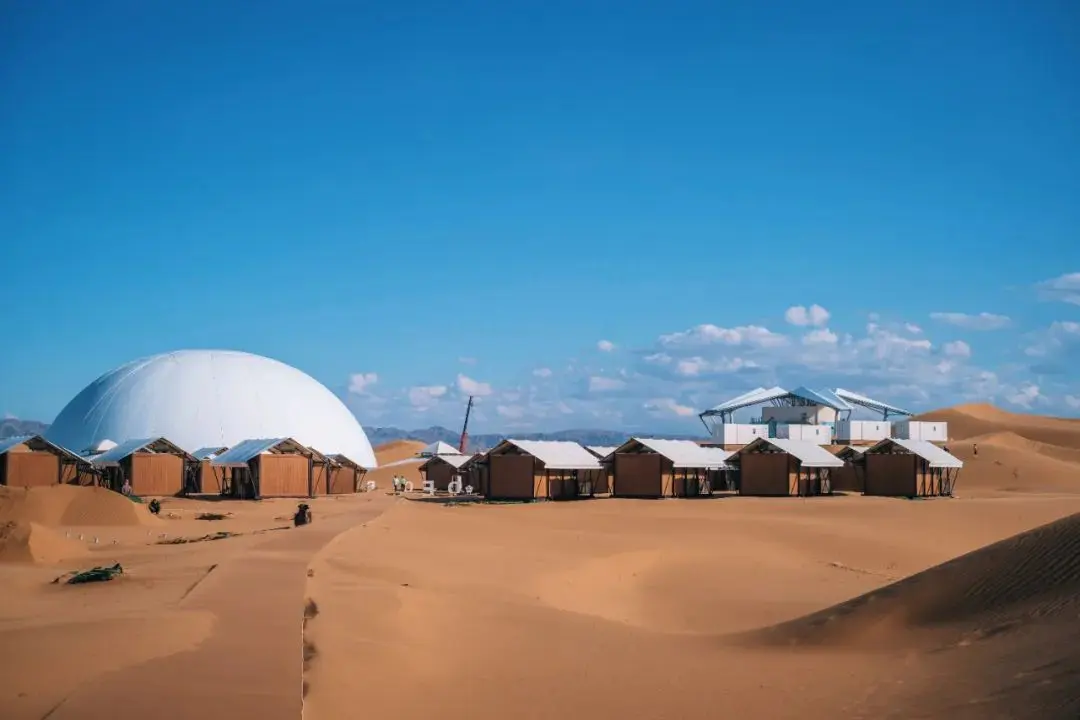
[2, 0, 1078, 433]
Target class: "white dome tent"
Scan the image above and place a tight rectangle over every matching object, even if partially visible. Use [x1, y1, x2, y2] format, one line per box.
[46, 350, 377, 469]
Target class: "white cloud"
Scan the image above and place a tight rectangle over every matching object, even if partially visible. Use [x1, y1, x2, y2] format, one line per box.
[1036, 272, 1080, 305]
[943, 340, 972, 358]
[644, 397, 696, 417]
[674, 356, 755, 376]
[588, 376, 626, 392]
[458, 356, 477, 365]
[659, 324, 788, 348]
[3, 412, 16, 420]
[644, 352, 672, 365]
[347, 372, 379, 394]
[929, 312, 1011, 330]
[597, 339, 616, 352]
[532, 367, 553, 378]
[556, 401, 574, 415]
[784, 304, 831, 327]
[905, 323, 923, 334]
[408, 385, 447, 408]
[1005, 383, 1042, 409]
[856, 324, 932, 358]
[1065, 395, 1080, 410]
[456, 374, 493, 397]
[1024, 321, 1080, 358]
[496, 404, 525, 419]
[802, 328, 838, 345]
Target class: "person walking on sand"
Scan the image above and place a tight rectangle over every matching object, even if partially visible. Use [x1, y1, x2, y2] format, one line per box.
[973, 443, 978, 457]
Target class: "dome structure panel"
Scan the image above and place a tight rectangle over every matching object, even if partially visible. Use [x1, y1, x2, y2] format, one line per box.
[45, 350, 377, 468]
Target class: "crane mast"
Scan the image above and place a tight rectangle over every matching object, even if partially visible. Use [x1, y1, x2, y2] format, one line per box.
[458, 395, 475, 453]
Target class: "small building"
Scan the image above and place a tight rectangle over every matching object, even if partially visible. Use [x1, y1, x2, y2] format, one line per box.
[609, 438, 732, 498]
[419, 452, 476, 491]
[325, 454, 369, 494]
[193, 446, 230, 494]
[584, 446, 618, 494]
[477, 440, 602, 501]
[830, 446, 868, 493]
[91, 437, 197, 496]
[890, 421, 949, 442]
[862, 438, 963, 497]
[0, 435, 94, 488]
[737, 438, 844, 497]
[210, 438, 315, 499]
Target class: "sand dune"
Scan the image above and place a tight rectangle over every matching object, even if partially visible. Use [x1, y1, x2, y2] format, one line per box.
[749, 511, 1080, 648]
[373, 439, 427, 464]
[0, 485, 162, 527]
[970, 430, 1080, 465]
[0, 490, 392, 720]
[0, 521, 89, 564]
[748, 512, 1080, 718]
[919, 403, 1080, 448]
[303, 493, 1080, 720]
[362, 440, 428, 490]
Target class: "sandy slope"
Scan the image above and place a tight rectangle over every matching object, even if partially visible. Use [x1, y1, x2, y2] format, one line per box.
[749, 511, 1080, 718]
[362, 440, 427, 490]
[0, 486, 393, 720]
[0, 485, 163, 527]
[302, 495, 1080, 720]
[919, 403, 1080, 448]
[373, 439, 427, 465]
[0, 521, 90, 564]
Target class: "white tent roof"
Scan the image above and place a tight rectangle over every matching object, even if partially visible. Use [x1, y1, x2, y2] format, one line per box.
[90, 437, 193, 467]
[702, 385, 912, 419]
[422, 453, 474, 469]
[503, 440, 601, 470]
[628, 438, 733, 469]
[418, 440, 462, 457]
[210, 438, 311, 467]
[193, 446, 229, 460]
[45, 349, 378, 469]
[585, 445, 618, 459]
[873, 438, 964, 468]
[834, 388, 911, 417]
[745, 438, 844, 468]
[698, 446, 735, 468]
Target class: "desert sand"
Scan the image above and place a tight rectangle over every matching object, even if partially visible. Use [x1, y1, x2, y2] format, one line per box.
[3, 405, 1080, 719]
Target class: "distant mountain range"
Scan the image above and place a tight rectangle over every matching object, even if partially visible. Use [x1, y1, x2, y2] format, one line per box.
[0, 418, 49, 440]
[0, 418, 701, 452]
[366, 425, 705, 452]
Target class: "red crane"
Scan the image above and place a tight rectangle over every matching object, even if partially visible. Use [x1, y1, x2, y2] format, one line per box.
[458, 396, 475, 453]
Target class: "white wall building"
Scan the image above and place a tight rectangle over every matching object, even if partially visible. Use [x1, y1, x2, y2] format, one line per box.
[699, 385, 946, 446]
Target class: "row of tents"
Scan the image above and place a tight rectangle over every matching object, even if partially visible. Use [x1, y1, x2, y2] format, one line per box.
[0, 431, 963, 500]
[0, 434, 369, 499]
[419, 435, 964, 500]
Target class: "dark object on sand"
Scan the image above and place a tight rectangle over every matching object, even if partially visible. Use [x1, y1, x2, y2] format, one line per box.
[66, 563, 124, 585]
[294, 503, 312, 527]
[148, 499, 161, 515]
[196, 512, 229, 521]
[159, 531, 234, 545]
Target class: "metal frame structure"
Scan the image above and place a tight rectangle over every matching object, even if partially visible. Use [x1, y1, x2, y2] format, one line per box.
[698, 385, 913, 434]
